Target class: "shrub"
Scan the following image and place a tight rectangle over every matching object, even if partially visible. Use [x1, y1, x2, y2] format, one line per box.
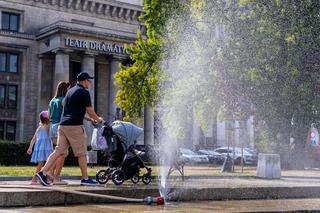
[0, 140, 107, 166]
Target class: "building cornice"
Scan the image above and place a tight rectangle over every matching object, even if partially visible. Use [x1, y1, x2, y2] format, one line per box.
[17, 0, 143, 23]
[36, 21, 137, 42]
[0, 30, 34, 40]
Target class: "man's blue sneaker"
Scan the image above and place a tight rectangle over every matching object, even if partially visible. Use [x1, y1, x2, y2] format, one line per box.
[36, 172, 49, 186]
[80, 178, 98, 186]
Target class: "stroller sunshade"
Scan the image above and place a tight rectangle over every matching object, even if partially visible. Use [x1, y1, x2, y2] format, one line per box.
[111, 121, 143, 146]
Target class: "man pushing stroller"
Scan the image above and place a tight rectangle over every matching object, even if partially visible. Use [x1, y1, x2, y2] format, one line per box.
[37, 72, 103, 186]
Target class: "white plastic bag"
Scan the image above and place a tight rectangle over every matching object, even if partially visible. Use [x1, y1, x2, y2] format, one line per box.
[91, 125, 108, 150]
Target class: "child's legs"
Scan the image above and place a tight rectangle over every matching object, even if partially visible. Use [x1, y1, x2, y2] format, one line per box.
[36, 161, 45, 173]
[32, 161, 45, 182]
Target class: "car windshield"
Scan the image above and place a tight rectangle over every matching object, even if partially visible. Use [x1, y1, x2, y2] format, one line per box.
[180, 148, 196, 155]
[207, 150, 219, 155]
[244, 148, 256, 154]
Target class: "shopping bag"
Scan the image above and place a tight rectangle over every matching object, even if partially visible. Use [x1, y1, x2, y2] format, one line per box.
[91, 124, 108, 150]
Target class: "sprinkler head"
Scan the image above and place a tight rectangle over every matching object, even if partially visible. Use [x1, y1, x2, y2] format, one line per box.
[143, 196, 165, 205]
[156, 196, 165, 205]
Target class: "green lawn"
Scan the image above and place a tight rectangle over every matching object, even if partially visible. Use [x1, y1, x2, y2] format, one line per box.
[0, 165, 255, 177]
[0, 166, 107, 177]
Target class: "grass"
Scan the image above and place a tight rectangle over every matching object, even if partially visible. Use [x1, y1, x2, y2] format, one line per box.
[0, 165, 256, 177]
[2, 165, 319, 179]
[0, 166, 107, 177]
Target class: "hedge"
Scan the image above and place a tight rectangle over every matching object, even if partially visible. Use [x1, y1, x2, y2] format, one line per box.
[0, 140, 108, 166]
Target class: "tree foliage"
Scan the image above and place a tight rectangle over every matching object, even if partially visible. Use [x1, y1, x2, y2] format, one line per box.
[116, 0, 320, 149]
[217, 0, 320, 145]
[115, 0, 180, 120]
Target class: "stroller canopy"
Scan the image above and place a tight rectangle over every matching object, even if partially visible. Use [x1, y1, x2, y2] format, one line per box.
[111, 121, 143, 146]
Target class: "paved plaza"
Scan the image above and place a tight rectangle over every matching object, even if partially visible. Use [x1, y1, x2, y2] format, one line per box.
[1, 166, 320, 212]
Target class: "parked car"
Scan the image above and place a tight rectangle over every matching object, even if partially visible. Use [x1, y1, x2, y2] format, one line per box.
[213, 147, 258, 165]
[198, 149, 225, 164]
[179, 148, 209, 164]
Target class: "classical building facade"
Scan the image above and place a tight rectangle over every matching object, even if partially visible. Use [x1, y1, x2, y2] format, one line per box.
[0, 0, 143, 141]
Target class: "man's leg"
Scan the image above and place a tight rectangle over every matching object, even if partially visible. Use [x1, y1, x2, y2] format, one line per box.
[78, 155, 88, 180]
[41, 151, 63, 173]
[53, 154, 67, 182]
[66, 125, 97, 185]
[37, 127, 69, 186]
[42, 128, 69, 173]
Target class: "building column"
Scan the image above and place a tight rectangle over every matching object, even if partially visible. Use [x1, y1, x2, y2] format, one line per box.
[54, 50, 69, 89]
[36, 55, 44, 118]
[82, 53, 95, 107]
[144, 104, 154, 146]
[82, 53, 95, 146]
[108, 57, 122, 122]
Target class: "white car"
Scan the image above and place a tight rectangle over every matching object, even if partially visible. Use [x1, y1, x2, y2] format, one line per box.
[179, 148, 209, 164]
[213, 147, 258, 165]
[198, 149, 225, 164]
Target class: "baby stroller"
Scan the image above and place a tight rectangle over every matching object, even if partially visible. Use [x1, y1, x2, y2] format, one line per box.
[95, 120, 152, 185]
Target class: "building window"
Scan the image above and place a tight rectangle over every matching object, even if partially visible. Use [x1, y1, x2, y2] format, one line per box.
[0, 85, 5, 107]
[0, 121, 4, 140]
[0, 53, 5, 71]
[6, 121, 16, 141]
[7, 85, 17, 108]
[2, 12, 20, 32]
[0, 52, 19, 73]
[9, 54, 18, 72]
[0, 121, 15, 141]
[0, 84, 18, 109]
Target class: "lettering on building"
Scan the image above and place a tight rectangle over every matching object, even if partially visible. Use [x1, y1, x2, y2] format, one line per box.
[64, 38, 129, 55]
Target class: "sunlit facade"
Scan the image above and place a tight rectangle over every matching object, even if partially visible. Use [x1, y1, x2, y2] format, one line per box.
[0, 0, 143, 141]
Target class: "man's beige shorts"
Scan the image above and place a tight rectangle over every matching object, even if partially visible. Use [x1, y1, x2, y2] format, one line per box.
[55, 125, 87, 157]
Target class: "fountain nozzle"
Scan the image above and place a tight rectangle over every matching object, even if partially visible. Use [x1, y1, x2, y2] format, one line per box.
[143, 196, 165, 205]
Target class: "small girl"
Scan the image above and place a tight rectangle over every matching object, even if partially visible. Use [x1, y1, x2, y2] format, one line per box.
[27, 111, 53, 185]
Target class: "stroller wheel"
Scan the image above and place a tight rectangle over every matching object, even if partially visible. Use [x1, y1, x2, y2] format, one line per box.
[112, 170, 125, 185]
[131, 173, 140, 184]
[142, 173, 152, 185]
[96, 169, 109, 184]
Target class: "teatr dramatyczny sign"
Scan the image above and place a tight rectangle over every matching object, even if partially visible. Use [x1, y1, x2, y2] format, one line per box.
[64, 38, 129, 55]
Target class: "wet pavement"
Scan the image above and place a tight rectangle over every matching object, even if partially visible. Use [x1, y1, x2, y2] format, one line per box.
[3, 198, 320, 212]
[2, 167, 320, 211]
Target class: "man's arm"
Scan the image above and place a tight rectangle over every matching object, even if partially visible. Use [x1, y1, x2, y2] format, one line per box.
[86, 106, 102, 123]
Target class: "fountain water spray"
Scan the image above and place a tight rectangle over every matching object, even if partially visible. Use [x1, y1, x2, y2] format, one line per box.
[155, 1, 221, 201]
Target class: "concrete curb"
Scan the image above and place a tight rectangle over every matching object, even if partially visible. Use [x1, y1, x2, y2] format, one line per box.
[2, 184, 320, 207]
[0, 186, 159, 207]
[168, 186, 320, 201]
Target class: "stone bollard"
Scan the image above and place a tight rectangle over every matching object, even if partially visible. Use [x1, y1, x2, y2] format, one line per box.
[256, 153, 281, 179]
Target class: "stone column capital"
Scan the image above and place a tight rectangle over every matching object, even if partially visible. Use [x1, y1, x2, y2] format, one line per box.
[52, 48, 73, 55]
[37, 54, 46, 59]
[110, 55, 128, 62]
[82, 51, 98, 58]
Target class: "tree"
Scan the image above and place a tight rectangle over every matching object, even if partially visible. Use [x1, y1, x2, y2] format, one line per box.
[115, 0, 181, 120]
[115, 0, 320, 158]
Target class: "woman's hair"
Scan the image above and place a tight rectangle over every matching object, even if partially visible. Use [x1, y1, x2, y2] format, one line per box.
[62, 82, 70, 96]
[39, 111, 49, 126]
[54, 81, 69, 98]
